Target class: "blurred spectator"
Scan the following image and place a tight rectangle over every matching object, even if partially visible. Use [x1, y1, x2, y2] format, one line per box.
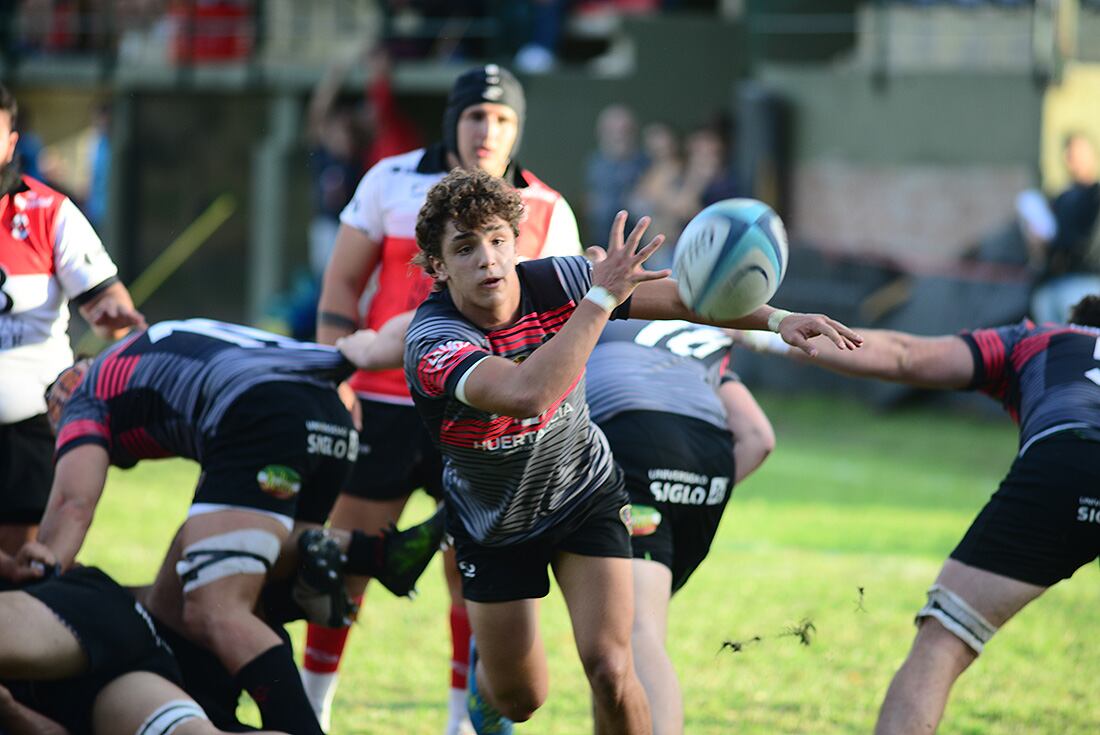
[513, 0, 569, 74]
[628, 121, 683, 268]
[1027, 132, 1100, 324]
[360, 48, 422, 170]
[305, 51, 368, 281]
[12, 104, 44, 181]
[82, 100, 111, 230]
[585, 103, 647, 242]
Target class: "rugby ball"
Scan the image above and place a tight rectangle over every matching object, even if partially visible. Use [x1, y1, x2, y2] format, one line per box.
[672, 199, 788, 320]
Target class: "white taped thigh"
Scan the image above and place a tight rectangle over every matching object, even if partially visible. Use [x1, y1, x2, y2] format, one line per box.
[915, 583, 997, 654]
[175, 529, 281, 594]
[136, 699, 208, 735]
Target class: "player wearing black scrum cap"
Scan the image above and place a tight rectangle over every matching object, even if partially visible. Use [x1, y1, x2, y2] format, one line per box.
[308, 65, 583, 733]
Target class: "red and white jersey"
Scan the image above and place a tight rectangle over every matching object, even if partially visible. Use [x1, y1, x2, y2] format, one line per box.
[0, 176, 118, 424]
[339, 143, 582, 404]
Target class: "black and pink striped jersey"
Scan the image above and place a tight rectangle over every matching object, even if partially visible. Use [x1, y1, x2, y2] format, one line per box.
[56, 319, 353, 467]
[404, 256, 630, 546]
[963, 319, 1100, 455]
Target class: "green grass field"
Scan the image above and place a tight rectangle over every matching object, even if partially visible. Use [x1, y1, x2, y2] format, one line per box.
[78, 393, 1100, 734]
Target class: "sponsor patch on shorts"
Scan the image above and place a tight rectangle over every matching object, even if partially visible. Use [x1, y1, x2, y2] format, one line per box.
[629, 504, 662, 537]
[257, 464, 301, 499]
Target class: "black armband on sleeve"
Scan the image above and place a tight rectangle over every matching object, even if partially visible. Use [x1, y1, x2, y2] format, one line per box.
[318, 311, 360, 332]
[71, 275, 120, 308]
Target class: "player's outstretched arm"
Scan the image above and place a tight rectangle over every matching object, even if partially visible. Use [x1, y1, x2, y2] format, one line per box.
[625, 278, 861, 357]
[337, 310, 415, 371]
[463, 213, 666, 418]
[718, 381, 775, 484]
[78, 282, 145, 341]
[738, 328, 975, 390]
[15, 444, 110, 578]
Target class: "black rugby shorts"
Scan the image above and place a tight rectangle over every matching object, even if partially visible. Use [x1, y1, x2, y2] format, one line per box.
[599, 410, 736, 594]
[14, 566, 183, 733]
[342, 398, 443, 502]
[0, 414, 55, 523]
[196, 381, 356, 524]
[951, 432, 1100, 587]
[448, 470, 632, 603]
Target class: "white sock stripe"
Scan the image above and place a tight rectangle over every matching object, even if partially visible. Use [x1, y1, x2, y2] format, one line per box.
[136, 701, 208, 735]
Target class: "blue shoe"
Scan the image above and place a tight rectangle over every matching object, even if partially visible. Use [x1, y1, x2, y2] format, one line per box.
[466, 637, 514, 734]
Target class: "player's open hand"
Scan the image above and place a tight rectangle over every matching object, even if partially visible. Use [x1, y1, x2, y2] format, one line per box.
[590, 211, 668, 305]
[777, 313, 863, 358]
[12, 540, 59, 582]
[88, 298, 146, 336]
[336, 329, 379, 370]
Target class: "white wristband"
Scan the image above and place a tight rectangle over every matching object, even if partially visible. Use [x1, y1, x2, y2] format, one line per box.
[584, 286, 619, 313]
[740, 330, 792, 355]
[767, 309, 793, 333]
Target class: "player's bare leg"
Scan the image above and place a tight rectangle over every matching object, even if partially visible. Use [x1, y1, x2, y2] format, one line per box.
[92, 671, 289, 735]
[465, 597, 548, 722]
[630, 559, 680, 735]
[874, 559, 1045, 735]
[0, 590, 87, 679]
[554, 552, 651, 735]
[148, 511, 324, 735]
[301, 492, 407, 726]
[166, 510, 288, 673]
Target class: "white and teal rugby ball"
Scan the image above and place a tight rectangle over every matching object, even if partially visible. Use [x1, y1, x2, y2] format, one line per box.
[672, 198, 788, 320]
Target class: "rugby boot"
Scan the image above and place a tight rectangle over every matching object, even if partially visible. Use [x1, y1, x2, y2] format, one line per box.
[466, 637, 514, 735]
[294, 528, 357, 628]
[374, 504, 446, 598]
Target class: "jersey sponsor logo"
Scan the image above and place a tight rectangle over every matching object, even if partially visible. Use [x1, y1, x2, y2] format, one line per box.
[306, 421, 359, 462]
[1077, 495, 1100, 524]
[257, 464, 302, 500]
[647, 468, 730, 506]
[9, 212, 29, 241]
[425, 340, 472, 369]
[471, 401, 574, 451]
[0, 267, 13, 314]
[14, 193, 55, 210]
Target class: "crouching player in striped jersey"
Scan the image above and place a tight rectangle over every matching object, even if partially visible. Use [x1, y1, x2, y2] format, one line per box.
[392, 168, 860, 733]
[586, 319, 775, 734]
[11, 319, 443, 735]
[736, 295, 1100, 735]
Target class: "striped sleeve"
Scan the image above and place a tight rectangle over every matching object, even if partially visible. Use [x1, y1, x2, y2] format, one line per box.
[405, 316, 491, 399]
[960, 321, 1029, 397]
[55, 386, 111, 459]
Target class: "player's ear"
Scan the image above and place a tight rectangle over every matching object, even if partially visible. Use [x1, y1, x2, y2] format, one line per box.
[430, 256, 449, 283]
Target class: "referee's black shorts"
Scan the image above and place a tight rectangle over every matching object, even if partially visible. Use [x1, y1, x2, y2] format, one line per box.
[951, 432, 1100, 587]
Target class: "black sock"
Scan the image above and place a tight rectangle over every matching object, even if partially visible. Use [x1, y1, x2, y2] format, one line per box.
[344, 529, 383, 576]
[235, 643, 324, 735]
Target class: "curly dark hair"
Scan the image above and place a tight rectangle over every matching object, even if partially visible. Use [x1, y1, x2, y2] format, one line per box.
[1068, 294, 1100, 327]
[413, 168, 525, 277]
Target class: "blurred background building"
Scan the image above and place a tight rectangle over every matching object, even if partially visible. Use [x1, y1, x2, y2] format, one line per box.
[2, 0, 1098, 402]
